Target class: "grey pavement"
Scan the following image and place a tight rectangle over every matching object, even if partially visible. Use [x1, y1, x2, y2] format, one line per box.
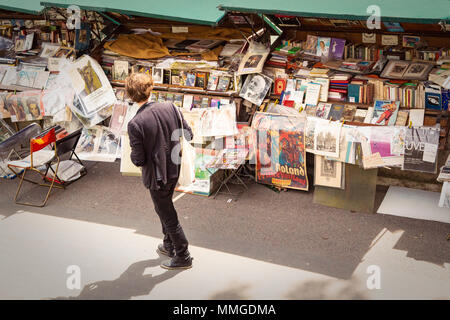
[0, 161, 449, 299]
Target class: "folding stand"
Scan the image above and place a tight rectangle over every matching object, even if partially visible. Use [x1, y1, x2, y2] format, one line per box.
[212, 164, 249, 199]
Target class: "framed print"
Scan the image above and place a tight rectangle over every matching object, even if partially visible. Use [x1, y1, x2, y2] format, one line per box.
[152, 67, 163, 84]
[380, 60, 410, 79]
[403, 62, 433, 80]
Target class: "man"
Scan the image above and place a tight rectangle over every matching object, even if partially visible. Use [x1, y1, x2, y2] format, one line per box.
[244, 74, 266, 104]
[126, 73, 194, 270]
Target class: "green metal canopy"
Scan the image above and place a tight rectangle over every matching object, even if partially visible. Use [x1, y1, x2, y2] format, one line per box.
[219, 0, 450, 24]
[40, 0, 225, 25]
[0, 0, 44, 14]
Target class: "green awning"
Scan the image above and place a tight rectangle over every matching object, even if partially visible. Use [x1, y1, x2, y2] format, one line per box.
[219, 0, 450, 24]
[0, 0, 44, 14]
[41, 0, 225, 25]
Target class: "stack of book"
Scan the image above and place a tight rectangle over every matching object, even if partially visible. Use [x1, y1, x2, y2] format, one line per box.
[266, 52, 288, 68]
[344, 43, 384, 62]
[328, 73, 352, 102]
[101, 50, 137, 81]
[383, 81, 425, 108]
[347, 79, 374, 104]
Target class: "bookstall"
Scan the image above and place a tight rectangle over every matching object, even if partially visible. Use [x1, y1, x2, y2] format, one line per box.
[0, 1, 449, 212]
[217, 1, 450, 212]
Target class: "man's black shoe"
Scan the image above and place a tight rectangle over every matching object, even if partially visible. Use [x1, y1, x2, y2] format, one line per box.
[156, 244, 175, 258]
[160, 255, 193, 270]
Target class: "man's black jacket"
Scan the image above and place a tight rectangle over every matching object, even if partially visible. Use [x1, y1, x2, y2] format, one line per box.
[127, 102, 193, 190]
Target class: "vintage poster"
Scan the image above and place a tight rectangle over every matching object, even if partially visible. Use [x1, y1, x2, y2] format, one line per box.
[314, 155, 344, 189]
[313, 119, 342, 158]
[66, 55, 117, 117]
[403, 127, 440, 173]
[371, 100, 400, 126]
[253, 112, 308, 191]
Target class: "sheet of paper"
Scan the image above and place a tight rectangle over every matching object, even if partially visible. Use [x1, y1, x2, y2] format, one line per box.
[423, 143, 438, 163]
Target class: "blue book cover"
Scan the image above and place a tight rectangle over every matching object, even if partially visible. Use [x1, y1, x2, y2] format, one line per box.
[347, 83, 360, 103]
[425, 84, 442, 110]
[441, 89, 449, 111]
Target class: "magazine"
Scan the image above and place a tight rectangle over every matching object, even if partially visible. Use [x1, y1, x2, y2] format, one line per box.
[66, 55, 117, 117]
[237, 41, 270, 75]
[403, 127, 439, 173]
[371, 100, 400, 126]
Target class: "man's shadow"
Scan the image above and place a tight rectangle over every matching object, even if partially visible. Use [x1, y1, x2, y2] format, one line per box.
[54, 256, 183, 300]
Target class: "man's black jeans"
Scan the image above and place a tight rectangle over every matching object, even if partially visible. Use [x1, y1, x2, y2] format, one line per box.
[149, 179, 189, 258]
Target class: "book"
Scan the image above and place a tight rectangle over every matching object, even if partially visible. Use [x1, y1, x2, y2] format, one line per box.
[364, 107, 374, 123]
[186, 39, 223, 53]
[354, 109, 367, 122]
[395, 110, 409, 126]
[220, 43, 244, 57]
[171, 69, 182, 85]
[174, 94, 183, 108]
[163, 69, 171, 84]
[313, 78, 329, 102]
[409, 109, 425, 126]
[166, 93, 174, 102]
[157, 92, 166, 103]
[328, 104, 345, 121]
[316, 102, 332, 118]
[304, 82, 321, 106]
[192, 95, 202, 108]
[149, 91, 158, 102]
[183, 94, 193, 109]
[112, 60, 129, 82]
[424, 83, 442, 110]
[274, 78, 287, 95]
[217, 76, 231, 92]
[343, 105, 357, 121]
[206, 74, 219, 91]
[185, 72, 196, 87]
[195, 72, 206, 88]
[201, 97, 209, 108]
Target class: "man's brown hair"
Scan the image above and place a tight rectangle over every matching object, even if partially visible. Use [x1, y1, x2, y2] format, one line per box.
[125, 73, 153, 103]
